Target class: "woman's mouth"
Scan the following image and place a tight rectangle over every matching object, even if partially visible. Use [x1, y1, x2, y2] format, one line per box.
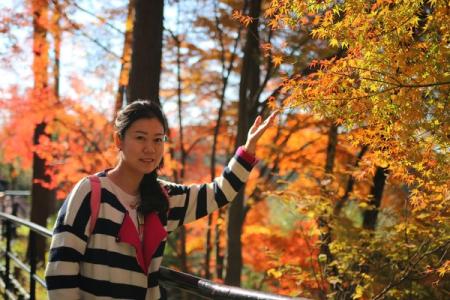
[140, 158, 155, 163]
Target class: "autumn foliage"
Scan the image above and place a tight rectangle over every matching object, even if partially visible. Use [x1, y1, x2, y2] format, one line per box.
[0, 89, 116, 199]
[256, 0, 449, 299]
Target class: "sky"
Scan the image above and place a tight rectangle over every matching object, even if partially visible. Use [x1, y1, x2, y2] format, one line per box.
[0, 0, 181, 118]
[0, 0, 248, 129]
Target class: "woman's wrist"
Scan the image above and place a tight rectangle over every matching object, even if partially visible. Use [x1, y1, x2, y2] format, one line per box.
[237, 145, 258, 166]
[243, 143, 256, 155]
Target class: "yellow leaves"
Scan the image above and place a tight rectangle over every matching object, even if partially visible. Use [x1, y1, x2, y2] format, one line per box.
[409, 15, 420, 28]
[329, 38, 339, 47]
[437, 260, 450, 278]
[245, 225, 272, 236]
[272, 55, 283, 66]
[322, 10, 334, 27]
[377, 158, 389, 168]
[352, 285, 364, 299]
[318, 253, 327, 263]
[268, 18, 279, 30]
[358, 202, 369, 209]
[267, 268, 283, 279]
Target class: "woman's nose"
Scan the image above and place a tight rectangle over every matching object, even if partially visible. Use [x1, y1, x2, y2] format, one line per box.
[143, 142, 156, 153]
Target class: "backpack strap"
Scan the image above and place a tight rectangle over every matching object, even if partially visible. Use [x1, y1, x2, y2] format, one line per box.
[88, 175, 101, 235]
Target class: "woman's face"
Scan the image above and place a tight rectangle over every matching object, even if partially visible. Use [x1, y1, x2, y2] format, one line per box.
[117, 118, 166, 175]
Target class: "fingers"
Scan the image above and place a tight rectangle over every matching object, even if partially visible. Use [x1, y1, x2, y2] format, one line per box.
[253, 115, 262, 128]
[260, 110, 279, 128]
[268, 110, 279, 122]
[251, 110, 279, 137]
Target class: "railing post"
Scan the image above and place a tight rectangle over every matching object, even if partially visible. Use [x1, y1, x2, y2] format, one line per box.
[29, 231, 36, 300]
[4, 219, 12, 296]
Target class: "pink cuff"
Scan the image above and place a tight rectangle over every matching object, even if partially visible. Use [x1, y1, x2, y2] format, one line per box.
[236, 146, 259, 166]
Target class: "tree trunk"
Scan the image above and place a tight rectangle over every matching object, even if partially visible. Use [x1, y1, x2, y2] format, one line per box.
[319, 124, 338, 262]
[205, 0, 245, 280]
[127, 0, 164, 103]
[114, 0, 135, 118]
[28, 0, 54, 263]
[175, 29, 188, 273]
[225, 0, 262, 286]
[334, 145, 368, 215]
[215, 211, 225, 279]
[363, 167, 389, 230]
[52, 3, 61, 100]
[325, 124, 338, 174]
[316, 124, 339, 299]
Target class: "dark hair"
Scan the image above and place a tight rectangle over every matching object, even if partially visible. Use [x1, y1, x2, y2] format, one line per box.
[115, 100, 169, 215]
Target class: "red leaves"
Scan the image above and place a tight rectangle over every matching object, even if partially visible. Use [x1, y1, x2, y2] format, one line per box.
[0, 89, 116, 199]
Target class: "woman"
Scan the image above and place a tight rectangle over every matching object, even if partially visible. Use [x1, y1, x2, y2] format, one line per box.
[45, 100, 277, 299]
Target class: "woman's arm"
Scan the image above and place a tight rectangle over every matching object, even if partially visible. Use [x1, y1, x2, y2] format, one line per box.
[164, 111, 278, 232]
[45, 178, 92, 300]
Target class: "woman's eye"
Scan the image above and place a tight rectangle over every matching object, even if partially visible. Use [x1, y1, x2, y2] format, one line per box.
[136, 136, 145, 140]
[154, 138, 163, 143]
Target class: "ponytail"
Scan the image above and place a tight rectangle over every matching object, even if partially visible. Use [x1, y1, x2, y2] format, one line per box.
[138, 171, 168, 215]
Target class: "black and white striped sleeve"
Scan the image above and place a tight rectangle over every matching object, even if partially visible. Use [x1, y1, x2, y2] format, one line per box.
[44, 178, 91, 300]
[165, 147, 258, 232]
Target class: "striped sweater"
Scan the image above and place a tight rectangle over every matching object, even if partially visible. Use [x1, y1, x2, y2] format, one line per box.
[45, 147, 257, 299]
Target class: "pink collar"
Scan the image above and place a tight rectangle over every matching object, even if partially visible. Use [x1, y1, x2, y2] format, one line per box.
[118, 212, 167, 273]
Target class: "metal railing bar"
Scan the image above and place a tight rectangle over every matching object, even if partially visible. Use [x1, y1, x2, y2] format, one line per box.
[5, 289, 17, 300]
[5, 219, 12, 296]
[159, 267, 305, 300]
[1, 212, 307, 300]
[160, 282, 212, 299]
[4, 253, 46, 288]
[0, 213, 52, 238]
[7, 253, 30, 276]
[0, 271, 29, 300]
[32, 274, 45, 289]
[3, 190, 31, 196]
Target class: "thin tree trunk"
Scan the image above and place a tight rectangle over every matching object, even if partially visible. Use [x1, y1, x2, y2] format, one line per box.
[325, 124, 338, 174]
[28, 0, 54, 263]
[49, 0, 61, 217]
[215, 211, 225, 279]
[205, 213, 213, 278]
[363, 167, 389, 230]
[225, 0, 262, 286]
[317, 124, 339, 299]
[127, 0, 164, 103]
[319, 124, 338, 263]
[52, 3, 61, 101]
[175, 26, 188, 272]
[205, 0, 246, 280]
[114, 0, 135, 118]
[334, 145, 368, 215]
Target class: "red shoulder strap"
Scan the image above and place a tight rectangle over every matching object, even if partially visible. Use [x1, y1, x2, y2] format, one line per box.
[88, 175, 101, 235]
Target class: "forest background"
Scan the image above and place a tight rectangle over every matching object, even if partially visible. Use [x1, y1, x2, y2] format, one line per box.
[0, 0, 448, 299]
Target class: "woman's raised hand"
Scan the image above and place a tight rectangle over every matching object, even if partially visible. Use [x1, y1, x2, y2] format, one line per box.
[243, 110, 279, 155]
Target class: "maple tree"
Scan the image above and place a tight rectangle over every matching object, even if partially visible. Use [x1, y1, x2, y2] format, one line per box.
[254, 0, 450, 298]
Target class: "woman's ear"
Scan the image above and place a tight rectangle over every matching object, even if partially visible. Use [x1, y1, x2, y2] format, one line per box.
[113, 132, 122, 150]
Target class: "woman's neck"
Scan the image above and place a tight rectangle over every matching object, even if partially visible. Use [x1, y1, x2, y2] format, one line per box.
[107, 163, 142, 196]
